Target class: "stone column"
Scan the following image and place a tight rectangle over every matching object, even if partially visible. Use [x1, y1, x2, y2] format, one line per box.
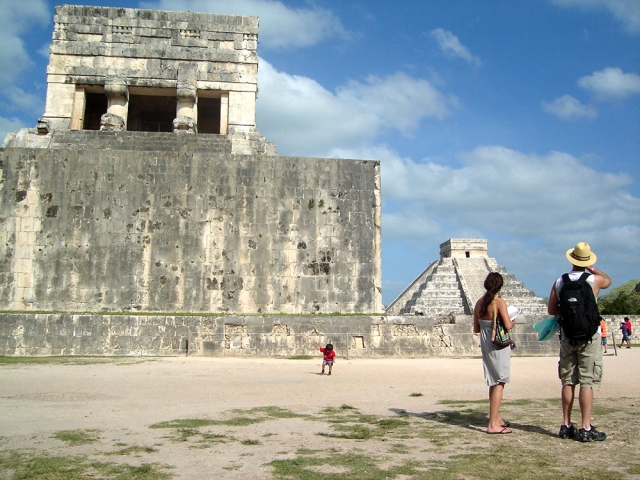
[220, 93, 229, 135]
[101, 77, 128, 131]
[174, 80, 198, 133]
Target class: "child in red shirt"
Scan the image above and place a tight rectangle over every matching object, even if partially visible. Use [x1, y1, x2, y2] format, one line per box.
[314, 343, 336, 375]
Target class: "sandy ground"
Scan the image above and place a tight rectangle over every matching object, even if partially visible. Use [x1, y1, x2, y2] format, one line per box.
[0, 347, 638, 478]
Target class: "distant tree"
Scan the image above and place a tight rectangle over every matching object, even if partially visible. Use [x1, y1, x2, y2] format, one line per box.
[599, 280, 640, 315]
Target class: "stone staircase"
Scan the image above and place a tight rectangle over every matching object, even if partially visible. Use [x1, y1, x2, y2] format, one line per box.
[388, 258, 466, 316]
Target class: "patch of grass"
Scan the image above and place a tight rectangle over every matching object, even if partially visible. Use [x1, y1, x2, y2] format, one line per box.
[389, 443, 411, 454]
[52, 429, 101, 445]
[409, 392, 423, 397]
[149, 418, 217, 429]
[221, 416, 269, 426]
[198, 432, 230, 443]
[288, 355, 313, 360]
[423, 450, 624, 480]
[0, 356, 140, 366]
[234, 406, 307, 419]
[269, 452, 425, 479]
[438, 399, 488, 405]
[240, 439, 260, 445]
[318, 409, 411, 440]
[107, 445, 158, 456]
[0, 451, 173, 480]
[319, 424, 374, 440]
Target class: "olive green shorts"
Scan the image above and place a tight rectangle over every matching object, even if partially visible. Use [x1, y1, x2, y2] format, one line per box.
[558, 332, 603, 387]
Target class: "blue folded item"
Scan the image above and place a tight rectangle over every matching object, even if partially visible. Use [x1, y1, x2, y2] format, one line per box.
[533, 317, 560, 341]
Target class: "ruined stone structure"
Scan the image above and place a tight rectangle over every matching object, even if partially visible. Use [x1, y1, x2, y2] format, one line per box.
[22, 5, 273, 155]
[386, 238, 548, 318]
[0, 5, 382, 316]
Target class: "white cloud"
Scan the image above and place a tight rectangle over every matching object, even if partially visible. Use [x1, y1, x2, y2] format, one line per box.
[0, 117, 27, 145]
[549, 0, 640, 34]
[143, 0, 349, 49]
[332, 144, 639, 243]
[0, 0, 49, 84]
[578, 67, 640, 100]
[542, 94, 598, 119]
[256, 59, 458, 157]
[430, 28, 482, 67]
[4, 86, 45, 116]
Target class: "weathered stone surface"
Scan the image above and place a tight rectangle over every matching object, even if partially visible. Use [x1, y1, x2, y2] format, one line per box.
[1, 312, 577, 357]
[0, 132, 382, 314]
[40, 5, 271, 154]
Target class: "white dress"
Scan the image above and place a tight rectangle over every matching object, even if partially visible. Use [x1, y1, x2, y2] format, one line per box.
[479, 319, 511, 386]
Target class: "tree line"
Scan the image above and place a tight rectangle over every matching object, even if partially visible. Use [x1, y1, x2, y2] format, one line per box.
[598, 279, 640, 315]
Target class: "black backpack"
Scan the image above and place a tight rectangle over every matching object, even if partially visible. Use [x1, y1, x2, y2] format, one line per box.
[558, 272, 600, 344]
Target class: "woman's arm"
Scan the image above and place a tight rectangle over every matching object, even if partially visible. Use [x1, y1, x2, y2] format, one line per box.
[497, 297, 516, 330]
[548, 283, 559, 316]
[472, 300, 481, 334]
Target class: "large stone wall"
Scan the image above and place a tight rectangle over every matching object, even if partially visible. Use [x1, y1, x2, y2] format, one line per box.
[0, 313, 563, 357]
[0, 132, 382, 314]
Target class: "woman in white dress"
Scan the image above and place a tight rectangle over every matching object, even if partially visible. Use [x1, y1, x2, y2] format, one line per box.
[473, 272, 517, 434]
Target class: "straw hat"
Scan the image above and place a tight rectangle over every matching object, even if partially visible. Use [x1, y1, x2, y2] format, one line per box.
[566, 242, 597, 267]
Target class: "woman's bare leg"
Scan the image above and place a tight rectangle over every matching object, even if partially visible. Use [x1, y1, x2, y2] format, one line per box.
[488, 383, 511, 433]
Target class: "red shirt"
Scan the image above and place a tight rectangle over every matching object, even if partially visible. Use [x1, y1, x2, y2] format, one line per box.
[320, 348, 336, 362]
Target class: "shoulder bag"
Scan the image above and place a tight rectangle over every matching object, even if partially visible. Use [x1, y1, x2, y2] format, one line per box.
[491, 300, 512, 349]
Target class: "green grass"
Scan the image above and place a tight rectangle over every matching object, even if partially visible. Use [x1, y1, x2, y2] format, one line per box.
[288, 355, 314, 360]
[409, 392, 423, 397]
[269, 452, 425, 479]
[0, 356, 144, 366]
[240, 439, 260, 445]
[52, 429, 102, 445]
[0, 451, 173, 480]
[107, 445, 159, 456]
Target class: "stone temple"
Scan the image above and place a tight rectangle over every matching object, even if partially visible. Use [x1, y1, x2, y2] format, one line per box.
[0, 5, 382, 316]
[386, 238, 548, 318]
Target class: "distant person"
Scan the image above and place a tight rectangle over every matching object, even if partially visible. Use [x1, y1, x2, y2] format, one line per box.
[625, 317, 633, 343]
[619, 319, 631, 349]
[599, 317, 607, 354]
[473, 272, 516, 434]
[548, 242, 611, 442]
[314, 343, 336, 375]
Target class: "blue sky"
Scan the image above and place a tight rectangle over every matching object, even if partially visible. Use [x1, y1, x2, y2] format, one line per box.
[1, 0, 639, 306]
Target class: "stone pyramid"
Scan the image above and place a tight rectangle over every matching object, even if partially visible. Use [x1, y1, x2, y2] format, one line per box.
[386, 238, 547, 318]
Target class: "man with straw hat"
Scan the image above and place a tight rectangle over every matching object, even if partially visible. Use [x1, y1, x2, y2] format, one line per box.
[548, 242, 611, 442]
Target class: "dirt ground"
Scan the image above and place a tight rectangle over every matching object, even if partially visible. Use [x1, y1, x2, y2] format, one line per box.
[1, 348, 639, 479]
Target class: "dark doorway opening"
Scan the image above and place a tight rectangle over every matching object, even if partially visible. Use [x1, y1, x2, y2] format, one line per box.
[83, 92, 107, 130]
[198, 97, 221, 134]
[128, 95, 176, 132]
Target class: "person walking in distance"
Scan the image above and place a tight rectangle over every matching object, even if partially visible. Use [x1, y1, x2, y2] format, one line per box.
[619, 318, 632, 349]
[599, 317, 607, 354]
[548, 242, 611, 442]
